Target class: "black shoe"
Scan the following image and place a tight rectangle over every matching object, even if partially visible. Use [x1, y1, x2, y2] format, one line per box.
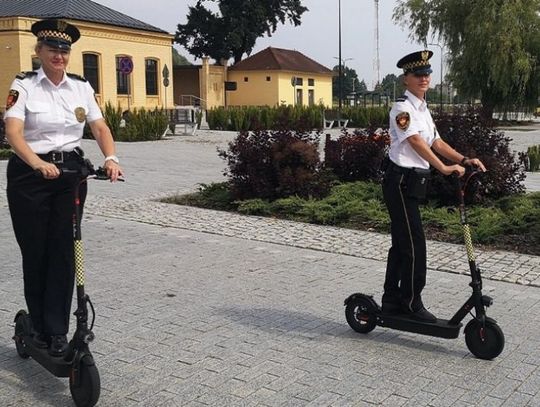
[48, 335, 68, 357]
[381, 302, 402, 315]
[32, 332, 49, 349]
[406, 307, 437, 323]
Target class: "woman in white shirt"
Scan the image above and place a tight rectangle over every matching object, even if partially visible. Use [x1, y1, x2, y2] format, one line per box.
[381, 50, 485, 322]
[3, 18, 123, 356]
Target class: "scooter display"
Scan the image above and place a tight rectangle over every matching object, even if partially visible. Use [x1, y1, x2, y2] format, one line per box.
[12, 160, 122, 407]
[344, 169, 505, 360]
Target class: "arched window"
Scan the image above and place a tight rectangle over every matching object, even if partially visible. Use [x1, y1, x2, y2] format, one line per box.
[83, 53, 100, 93]
[145, 59, 158, 95]
[116, 56, 131, 95]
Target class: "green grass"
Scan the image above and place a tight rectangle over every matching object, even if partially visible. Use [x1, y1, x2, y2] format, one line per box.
[163, 181, 540, 255]
[0, 148, 13, 160]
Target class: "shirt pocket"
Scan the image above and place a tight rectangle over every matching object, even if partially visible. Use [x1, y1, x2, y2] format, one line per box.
[25, 101, 56, 132]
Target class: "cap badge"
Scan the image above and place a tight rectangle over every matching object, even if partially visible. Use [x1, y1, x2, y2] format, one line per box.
[421, 51, 429, 61]
[57, 20, 68, 32]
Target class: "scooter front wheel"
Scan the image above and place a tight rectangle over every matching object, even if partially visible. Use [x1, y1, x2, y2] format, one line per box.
[14, 312, 30, 359]
[345, 296, 377, 334]
[70, 355, 100, 407]
[464, 318, 504, 360]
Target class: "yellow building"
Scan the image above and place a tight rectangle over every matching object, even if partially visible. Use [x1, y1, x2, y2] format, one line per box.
[227, 47, 333, 107]
[173, 47, 333, 110]
[0, 0, 174, 111]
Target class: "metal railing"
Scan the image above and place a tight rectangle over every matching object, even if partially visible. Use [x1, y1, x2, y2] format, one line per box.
[179, 95, 206, 109]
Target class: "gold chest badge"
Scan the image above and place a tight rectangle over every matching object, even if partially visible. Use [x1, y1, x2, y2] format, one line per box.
[74, 107, 86, 123]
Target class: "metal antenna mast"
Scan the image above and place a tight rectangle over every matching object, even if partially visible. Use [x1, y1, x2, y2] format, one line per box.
[373, 0, 380, 90]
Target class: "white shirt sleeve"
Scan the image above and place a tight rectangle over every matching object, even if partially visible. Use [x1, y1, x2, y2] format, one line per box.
[391, 104, 421, 144]
[84, 82, 103, 123]
[3, 80, 28, 121]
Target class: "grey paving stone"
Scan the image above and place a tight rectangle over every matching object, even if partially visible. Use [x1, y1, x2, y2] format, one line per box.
[1, 133, 539, 406]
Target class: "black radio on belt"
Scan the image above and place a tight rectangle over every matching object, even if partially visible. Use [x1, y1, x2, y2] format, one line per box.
[405, 167, 431, 199]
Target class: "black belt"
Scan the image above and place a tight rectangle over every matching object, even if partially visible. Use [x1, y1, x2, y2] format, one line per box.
[37, 148, 82, 164]
[386, 160, 413, 175]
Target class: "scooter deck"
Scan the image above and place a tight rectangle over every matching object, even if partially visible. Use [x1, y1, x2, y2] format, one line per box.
[376, 313, 462, 339]
[21, 335, 72, 377]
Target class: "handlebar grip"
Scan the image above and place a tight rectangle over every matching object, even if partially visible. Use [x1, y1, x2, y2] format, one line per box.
[34, 168, 79, 177]
[34, 166, 124, 181]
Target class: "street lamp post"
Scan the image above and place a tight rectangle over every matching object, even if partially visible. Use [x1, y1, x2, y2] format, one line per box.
[428, 43, 444, 111]
[334, 56, 353, 107]
[338, 0, 342, 120]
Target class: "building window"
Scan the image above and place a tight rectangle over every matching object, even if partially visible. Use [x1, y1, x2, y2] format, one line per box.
[308, 89, 315, 106]
[296, 89, 303, 106]
[266, 76, 271, 81]
[83, 53, 100, 93]
[32, 57, 41, 70]
[145, 59, 158, 95]
[308, 78, 315, 86]
[116, 56, 131, 95]
[296, 78, 303, 86]
[244, 77, 249, 82]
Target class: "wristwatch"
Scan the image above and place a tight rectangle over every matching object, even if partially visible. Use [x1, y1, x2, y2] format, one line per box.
[461, 156, 469, 165]
[104, 155, 119, 164]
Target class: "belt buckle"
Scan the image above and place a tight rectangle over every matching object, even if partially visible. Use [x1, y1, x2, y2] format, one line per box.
[50, 151, 64, 164]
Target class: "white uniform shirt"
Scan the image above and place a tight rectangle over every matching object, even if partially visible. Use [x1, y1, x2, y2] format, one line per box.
[388, 89, 440, 169]
[3, 68, 103, 154]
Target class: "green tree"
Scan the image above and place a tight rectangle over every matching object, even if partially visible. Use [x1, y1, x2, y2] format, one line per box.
[176, 0, 308, 64]
[357, 80, 368, 93]
[172, 48, 191, 66]
[394, 0, 540, 117]
[332, 65, 362, 101]
[380, 73, 405, 100]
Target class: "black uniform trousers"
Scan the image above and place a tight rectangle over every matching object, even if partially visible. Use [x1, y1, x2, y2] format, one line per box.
[382, 167, 427, 312]
[7, 154, 86, 336]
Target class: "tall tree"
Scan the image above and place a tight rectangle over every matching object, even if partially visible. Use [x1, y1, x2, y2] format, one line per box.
[394, 0, 540, 117]
[380, 73, 405, 100]
[172, 47, 192, 66]
[332, 65, 362, 100]
[176, 0, 308, 64]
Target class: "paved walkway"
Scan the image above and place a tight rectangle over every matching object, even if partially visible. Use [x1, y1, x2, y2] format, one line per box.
[0, 131, 539, 406]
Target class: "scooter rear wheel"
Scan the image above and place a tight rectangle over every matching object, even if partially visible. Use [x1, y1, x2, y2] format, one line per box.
[70, 355, 100, 407]
[464, 319, 504, 360]
[14, 313, 30, 359]
[345, 296, 377, 334]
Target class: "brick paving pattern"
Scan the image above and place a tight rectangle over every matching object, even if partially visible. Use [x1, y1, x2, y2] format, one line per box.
[0, 129, 539, 406]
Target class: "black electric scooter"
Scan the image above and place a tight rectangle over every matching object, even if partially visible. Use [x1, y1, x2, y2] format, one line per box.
[13, 159, 122, 407]
[344, 169, 505, 360]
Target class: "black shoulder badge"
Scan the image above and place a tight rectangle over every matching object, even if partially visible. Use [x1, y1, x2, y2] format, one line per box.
[15, 71, 37, 80]
[395, 94, 408, 102]
[67, 73, 88, 82]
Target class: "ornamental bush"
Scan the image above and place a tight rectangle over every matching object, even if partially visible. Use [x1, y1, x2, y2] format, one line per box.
[431, 107, 526, 204]
[207, 105, 324, 132]
[324, 128, 390, 182]
[218, 129, 334, 201]
[102, 102, 168, 141]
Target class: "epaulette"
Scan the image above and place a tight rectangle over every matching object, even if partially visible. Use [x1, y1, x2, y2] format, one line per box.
[395, 94, 408, 102]
[15, 71, 37, 80]
[67, 73, 87, 82]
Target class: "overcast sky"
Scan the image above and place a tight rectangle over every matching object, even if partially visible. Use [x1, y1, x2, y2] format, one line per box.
[92, 0, 442, 90]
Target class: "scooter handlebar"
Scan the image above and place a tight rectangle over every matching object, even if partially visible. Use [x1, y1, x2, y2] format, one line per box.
[34, 165, 124, 182]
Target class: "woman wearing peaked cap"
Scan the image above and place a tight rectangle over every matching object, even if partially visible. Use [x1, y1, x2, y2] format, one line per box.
[380, 50, 486, 323]
[3, 18, 123, 356]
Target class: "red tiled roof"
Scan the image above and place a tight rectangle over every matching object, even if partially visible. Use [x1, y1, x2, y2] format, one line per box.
[229, 47, 332, 74]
